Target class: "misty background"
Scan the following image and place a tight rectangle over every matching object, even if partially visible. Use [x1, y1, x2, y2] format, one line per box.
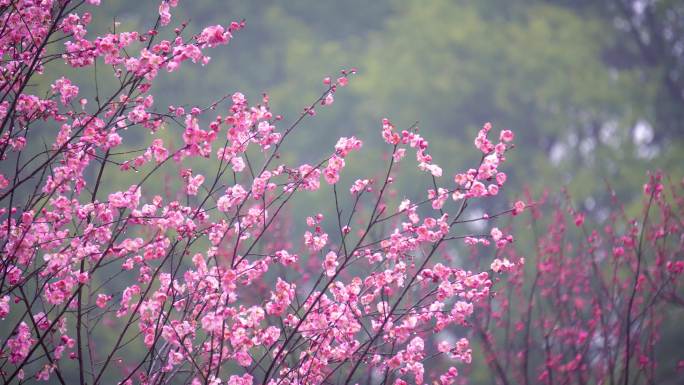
[82, 0, 684, 204]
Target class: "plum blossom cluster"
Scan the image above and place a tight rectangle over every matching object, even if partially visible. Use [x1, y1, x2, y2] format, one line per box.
[471, 172, 684, 385]
[0, 2, 524, 385]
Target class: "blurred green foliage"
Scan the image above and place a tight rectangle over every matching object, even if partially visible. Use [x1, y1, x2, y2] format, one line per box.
[76, 0, 683, 212]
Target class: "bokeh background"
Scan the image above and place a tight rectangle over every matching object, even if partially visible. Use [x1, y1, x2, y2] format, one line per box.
[84, 0, 684, 205]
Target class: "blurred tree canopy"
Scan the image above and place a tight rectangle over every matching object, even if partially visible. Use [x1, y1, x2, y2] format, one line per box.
[80, 0, 682, 213]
